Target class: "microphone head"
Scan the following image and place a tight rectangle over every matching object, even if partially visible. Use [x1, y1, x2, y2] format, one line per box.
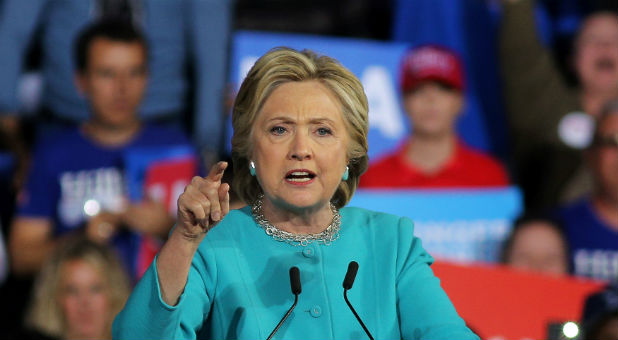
[289, 267, 301, 295]
[343, 261, 359, 290]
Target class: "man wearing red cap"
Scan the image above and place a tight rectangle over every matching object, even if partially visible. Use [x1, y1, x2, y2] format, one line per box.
[360, 45, 509, 188]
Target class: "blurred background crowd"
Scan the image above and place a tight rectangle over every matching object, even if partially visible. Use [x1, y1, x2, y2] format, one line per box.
[0, 0, 616, 339]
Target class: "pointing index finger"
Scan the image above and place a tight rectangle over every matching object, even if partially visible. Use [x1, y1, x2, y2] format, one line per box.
[207, 161, 228, 182]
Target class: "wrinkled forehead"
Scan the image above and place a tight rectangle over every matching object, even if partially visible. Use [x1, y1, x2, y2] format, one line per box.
[255, 80, 346, 124]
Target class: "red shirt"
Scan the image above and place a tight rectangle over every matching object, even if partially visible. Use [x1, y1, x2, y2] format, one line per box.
[360, 141, 509, 188]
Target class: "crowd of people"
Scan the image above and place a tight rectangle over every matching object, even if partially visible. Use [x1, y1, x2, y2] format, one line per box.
[0, 0, 616, 339]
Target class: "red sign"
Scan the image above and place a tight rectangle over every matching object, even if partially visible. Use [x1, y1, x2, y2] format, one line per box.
[143, 157, 197, 214]
[432, 261, 605, 339]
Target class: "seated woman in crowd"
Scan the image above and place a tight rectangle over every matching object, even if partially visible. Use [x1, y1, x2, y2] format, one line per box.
[25, 236, 129, 340]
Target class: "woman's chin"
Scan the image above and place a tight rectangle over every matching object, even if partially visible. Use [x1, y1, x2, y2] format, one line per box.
[285, 199, 321, 210]
[271, 195, 326, 212]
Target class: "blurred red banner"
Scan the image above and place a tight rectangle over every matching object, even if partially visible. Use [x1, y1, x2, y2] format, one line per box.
[433, 261, 605, 340]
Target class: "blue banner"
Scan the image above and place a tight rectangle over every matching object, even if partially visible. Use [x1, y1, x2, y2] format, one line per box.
[228, 31, 494, 162]
[349, 187, 523, 263]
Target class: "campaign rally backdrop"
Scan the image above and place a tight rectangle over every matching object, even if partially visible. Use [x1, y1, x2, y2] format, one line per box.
[228, 30, 494, 162]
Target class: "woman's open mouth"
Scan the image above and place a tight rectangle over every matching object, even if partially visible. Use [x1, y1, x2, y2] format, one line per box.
[285, 169, 317, 184]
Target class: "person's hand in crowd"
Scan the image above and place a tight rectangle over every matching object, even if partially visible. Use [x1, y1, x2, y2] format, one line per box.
[85, 211, 121, 244]
[175, 161, 230, 242]
[121, 198, 174, 239]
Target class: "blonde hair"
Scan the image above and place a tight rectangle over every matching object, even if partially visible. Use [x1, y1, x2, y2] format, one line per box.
[26, 236, 130, 339]
[231, 47, 369, 208]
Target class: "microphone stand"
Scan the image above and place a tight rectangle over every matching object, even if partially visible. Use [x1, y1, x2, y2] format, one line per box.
[343, 261, 374, 340]
[343, 288, 374, 340]
[266, 267, 301, 340]
[266, 294, 299, 340]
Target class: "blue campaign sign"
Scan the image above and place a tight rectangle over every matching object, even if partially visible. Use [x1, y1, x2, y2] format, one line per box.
[349, 187, 523, 263]
[228, 30, 492, 162]
[123, 145, 196, 201]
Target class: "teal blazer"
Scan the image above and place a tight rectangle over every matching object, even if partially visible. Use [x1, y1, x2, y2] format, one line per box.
[113, 206, 478, 339]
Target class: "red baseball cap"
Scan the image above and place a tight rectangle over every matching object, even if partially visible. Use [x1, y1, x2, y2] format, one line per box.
[400, 45, 465, 93]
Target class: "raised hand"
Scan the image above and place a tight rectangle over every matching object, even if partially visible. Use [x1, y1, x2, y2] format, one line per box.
[176, 161, 230, 240]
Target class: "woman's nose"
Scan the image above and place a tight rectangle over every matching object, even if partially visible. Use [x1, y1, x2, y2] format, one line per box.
[289, 132, 312, 160]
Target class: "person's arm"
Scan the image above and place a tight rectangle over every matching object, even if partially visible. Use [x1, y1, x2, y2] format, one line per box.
[500, 0, 578, 146]
[121, 199, 175, 239]
[113, 247, 216, 339]
[8, 217, 55, 275]
[113, 162, 230, 339]
[0, 0, 45, 189]
[157, 161, 229, 305]
[0, 1, 49, 190]
[396, 217, 479, 339]
[8, 136, 60, 275]
[185, 0, 233, 160]
[11, 208, 125, 275]
[0, 0, 48, 115]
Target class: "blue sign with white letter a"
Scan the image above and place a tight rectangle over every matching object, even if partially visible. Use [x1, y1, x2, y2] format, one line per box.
[227, 30, 492, 163]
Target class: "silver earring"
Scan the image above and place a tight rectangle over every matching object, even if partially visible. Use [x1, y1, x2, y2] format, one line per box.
[342, 166, 349, 181]
[249, 161, 256, 176]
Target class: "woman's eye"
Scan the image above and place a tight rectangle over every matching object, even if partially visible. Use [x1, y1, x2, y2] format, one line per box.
[316, 127, 332, 136]
[270, 126, 286, 135]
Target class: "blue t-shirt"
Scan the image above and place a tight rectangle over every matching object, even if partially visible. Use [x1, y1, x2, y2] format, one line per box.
[555, 199, 618, 282]
[18, 124, 195, 278]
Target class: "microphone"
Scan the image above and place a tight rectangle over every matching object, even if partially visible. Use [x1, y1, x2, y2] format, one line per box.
[343, 261, 374, 340]
[266, 267, 301, 340]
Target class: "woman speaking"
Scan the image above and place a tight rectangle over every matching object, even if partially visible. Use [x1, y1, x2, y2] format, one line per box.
[113, 48, 478, 339]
